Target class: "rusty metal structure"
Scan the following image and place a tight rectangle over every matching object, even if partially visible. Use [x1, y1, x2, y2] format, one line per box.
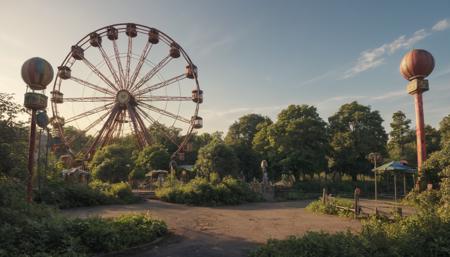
[400, 49, 434, 189]
[51, 23, 203, 162]
[21, 57, 54, 203]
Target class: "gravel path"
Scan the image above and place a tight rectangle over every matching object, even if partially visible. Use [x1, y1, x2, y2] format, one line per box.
[64, 200, 361, 257]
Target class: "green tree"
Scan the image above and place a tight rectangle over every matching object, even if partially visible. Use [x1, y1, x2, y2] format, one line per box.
[148, 123, 181, 154]
[254, 105, 329, 180]
[90, 144, 134, 183]
[225, 114, 272, 181]
[425, 125, 441, 155]
[0, 93, 27, 179]
[184, 131, 223, 164]
[194, 139, 239, 178]
[328, 101, 388, 181]
[423, 143, 450, 186]
[134, 145, 170, 171]
[388, 111, 414, 161]
[225, 114, 272, 146]
[63, 126, 92, 154]
[439, 114, 450, 146]
[387, 111, 417, 166]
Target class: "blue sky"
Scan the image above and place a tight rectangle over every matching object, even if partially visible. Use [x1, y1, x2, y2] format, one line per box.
[1, 0, 449, 133]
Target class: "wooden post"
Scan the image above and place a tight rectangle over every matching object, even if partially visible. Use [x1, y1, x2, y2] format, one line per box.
[374, 170, 378, 201]
[403, 173, 407, 196]
[354, 188, 360, 217]
[394, 173, 397, 202]
[322, 188, 327, 204]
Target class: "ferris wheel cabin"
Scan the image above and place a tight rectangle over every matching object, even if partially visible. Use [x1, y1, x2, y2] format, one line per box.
[191, 89, 203, 103]
[170, 42, 181, 58]
[51, 90, 64, 104]
[148, 29, 159, 44]
[126, 23, 138, 38]
[107, 26, 119, 40]
[57, 66, 71, 80]
[89, 32, 102, 47]
[192, 116, 203, 129]
[71, 45, 84, 60]
[186, 64, 198, 79]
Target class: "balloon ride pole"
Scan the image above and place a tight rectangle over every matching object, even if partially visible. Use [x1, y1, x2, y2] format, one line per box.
[400, 49, 434, 190]
[26, 109, 37, 203]
[21, 57, 54, 203]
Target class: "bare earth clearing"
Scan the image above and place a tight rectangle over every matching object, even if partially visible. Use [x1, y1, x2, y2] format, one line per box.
[64, 200, 361, 257]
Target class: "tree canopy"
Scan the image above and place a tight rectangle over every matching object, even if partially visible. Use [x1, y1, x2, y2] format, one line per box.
[225, 114, 272, 181]
[90, 144, 134, 183]
[194, 139, 239, 178]
[253, 105, 328, 179]
[134, 145, 170, 171]
[328, 101, 388, 180]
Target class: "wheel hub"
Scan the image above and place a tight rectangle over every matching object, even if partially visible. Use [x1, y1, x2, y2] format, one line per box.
[116, 90, 132, 107]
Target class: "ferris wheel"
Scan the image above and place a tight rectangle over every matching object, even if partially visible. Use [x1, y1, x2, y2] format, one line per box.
[50, 23, 203, 161]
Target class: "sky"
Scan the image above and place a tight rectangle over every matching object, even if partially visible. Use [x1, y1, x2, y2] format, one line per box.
[1, 0, 449, 134]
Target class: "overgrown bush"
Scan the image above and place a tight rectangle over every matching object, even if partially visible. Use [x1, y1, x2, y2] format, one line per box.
[0, 178, 167, 257]
[35, 180, 139, 209]
[252, 211, 450, 257]
[306, 197, 354, 217]
[252, 164, 450, 257]
[156, 175, 262, 206]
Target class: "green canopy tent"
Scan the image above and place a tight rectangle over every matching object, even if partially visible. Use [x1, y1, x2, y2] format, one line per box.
[372, 161, 417, 201]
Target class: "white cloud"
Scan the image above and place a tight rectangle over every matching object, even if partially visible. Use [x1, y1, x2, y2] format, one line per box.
[199, 35, 236, 56]
[370, 90, 406, 100]
[432, 19, 450, 31]
[298, 70, 337, 87]
[342, 19, 448, 79]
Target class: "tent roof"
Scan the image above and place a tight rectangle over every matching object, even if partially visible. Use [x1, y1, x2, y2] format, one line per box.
[372, 161, 417, 174]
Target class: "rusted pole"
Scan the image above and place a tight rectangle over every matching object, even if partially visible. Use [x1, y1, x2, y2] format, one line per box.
[27, 109, 37, 203]
[414, 92, 426, 189]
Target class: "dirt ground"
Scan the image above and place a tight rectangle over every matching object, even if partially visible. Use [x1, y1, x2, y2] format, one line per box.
[64, 200, 361, 257]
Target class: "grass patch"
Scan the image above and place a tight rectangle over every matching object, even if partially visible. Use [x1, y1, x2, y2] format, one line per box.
[306, 197, 354, 217]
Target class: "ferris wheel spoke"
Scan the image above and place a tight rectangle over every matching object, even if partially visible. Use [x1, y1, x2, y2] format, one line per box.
[138, 101, 190, 124]
[71, 76, 115, 96]
[130, 55, 172, 92]
[98, 46, 122, 88]
[66, 111, 110, 145]
[112, 40, 126, 88]
[137, 95, 192, 102]
[127, 104, 148, 148]
[129, 41, 152, 89]
[134, 73, 187, 96]
[133, 108, 152, 145]
[65, 103, 114, 124]
[125, 37, 133, 88]
[86, 105, 120, 158]
[82, 57, 119, 92]
[136, 107, 180, 147]
[101, 114, 121, 148]
[64, 96, 115, 103]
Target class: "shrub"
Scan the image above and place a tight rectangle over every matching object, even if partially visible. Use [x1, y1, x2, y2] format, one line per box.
[156, 176, 262, 206]
[253, 162, 450, 257]
[251, 212, 450, 257]
[35, 180, 139, 209]
[66, 213, 167, 254]
[0, 179, 167, 256]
